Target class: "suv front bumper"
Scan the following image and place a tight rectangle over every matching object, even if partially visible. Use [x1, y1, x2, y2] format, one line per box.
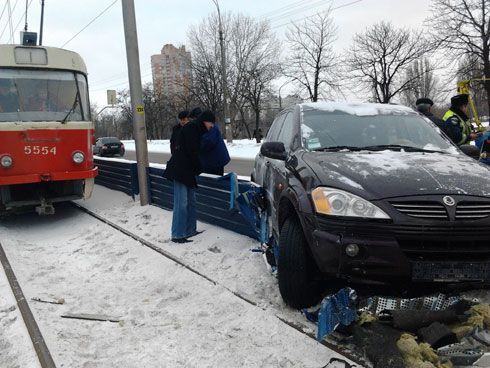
[304, 214, 490, 283]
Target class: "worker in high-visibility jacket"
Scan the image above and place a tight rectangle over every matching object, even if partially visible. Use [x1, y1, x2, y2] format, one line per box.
[442, 94, 479, 145]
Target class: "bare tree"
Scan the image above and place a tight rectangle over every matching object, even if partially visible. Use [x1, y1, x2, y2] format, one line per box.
[347, 21, 433, 103]
[284, 11, 339, 102]
[401, 58, 444, 106]
[188, 12, 280, 138]
[428, 0, 490, 114]
[188, 16, 224, 113]
[115, 84, 186, 140]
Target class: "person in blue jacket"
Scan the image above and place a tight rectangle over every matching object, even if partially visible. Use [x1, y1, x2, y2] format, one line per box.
[199, 110, 230, 176]
[475, 130, 490, 165]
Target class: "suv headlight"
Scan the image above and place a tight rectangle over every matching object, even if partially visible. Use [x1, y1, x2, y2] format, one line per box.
[311, 187, 390, 219]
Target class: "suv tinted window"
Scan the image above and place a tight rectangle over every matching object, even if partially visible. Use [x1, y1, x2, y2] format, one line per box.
[277, 112, 295, 149]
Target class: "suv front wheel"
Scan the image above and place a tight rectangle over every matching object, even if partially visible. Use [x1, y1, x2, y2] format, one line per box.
[277, 216, 322, 309]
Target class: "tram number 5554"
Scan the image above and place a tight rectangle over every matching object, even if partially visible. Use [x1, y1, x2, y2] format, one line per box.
[24, 146, 57, 155]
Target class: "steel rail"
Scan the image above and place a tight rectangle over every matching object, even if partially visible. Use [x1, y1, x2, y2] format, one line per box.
[0, 241, 56, 368]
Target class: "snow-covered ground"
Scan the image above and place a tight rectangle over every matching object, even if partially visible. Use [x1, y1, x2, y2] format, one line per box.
[122, 139, 261, 160]
[0, 264, 41, 368]
[0, 185, 354, 368]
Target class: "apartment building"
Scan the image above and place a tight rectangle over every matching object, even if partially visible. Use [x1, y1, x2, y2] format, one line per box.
[151, 44, 192, 99]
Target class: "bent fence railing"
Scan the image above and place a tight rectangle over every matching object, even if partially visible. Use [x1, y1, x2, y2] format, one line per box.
[93, 157, 260, 239]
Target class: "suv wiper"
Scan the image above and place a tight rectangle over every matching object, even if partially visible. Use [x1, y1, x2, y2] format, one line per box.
[361, 144, 446, 154]
[313, 145, 363, 152]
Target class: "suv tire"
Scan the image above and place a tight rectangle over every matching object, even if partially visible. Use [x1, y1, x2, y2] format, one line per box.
[278, 216, 322, 309]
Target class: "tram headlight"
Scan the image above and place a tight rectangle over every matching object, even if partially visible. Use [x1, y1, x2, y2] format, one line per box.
[0, 155, 13, 168]
[72, 152, 85, 164]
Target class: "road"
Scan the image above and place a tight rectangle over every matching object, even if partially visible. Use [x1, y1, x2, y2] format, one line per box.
[123, 149, 255, 177]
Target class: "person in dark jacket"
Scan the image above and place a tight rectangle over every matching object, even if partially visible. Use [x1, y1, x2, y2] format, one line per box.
[442, 94, 479, 146]
[188, 107, 202, 122]
[415, 97, 444, 130]
[199, 110, 230, 176]
[170, 110, 189, 155]
[164, 107, 207, 243]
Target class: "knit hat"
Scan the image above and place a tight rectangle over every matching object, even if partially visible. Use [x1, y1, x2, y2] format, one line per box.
[450, 94, 469, 108]
[199, 110, 216, 123]
[188, 107, 203, 119]
[415, 98, 433, 106]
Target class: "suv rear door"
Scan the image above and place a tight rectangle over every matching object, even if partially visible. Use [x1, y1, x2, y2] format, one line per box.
[263, 109, 297, 227]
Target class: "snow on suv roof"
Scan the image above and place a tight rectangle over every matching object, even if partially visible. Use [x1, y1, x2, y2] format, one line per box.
[301, 101, 416, 117]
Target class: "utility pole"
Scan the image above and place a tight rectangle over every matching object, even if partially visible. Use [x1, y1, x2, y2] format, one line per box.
[212, 0, 232, 143]
[39, 0, 45, 45]
[121, 0, 149, 205]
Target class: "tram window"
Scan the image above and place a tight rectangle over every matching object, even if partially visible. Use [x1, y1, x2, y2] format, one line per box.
[0, 69, 89, 122]
[0, 79, 20, 114]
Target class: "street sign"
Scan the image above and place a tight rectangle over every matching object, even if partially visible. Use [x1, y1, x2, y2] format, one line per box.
[107, 90, 117, 106]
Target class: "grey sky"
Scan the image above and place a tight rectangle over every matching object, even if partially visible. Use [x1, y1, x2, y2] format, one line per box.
[1, 0, 431, 107]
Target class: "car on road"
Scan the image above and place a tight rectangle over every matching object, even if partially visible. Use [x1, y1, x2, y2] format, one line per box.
[252, 101, 490, 309]
[94, 137, 125, 157]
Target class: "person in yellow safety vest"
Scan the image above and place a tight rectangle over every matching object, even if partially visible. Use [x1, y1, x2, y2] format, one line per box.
[442, 94, 479, 146]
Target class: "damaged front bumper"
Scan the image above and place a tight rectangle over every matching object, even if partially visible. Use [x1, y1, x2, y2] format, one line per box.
[304, 214, 490, 283]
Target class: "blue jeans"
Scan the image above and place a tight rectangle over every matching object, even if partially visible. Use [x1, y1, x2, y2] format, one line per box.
[171, 180, 197, 239]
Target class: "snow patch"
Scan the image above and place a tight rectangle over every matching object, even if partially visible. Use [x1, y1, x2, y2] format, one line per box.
[122, 139, 261, 160]
[302, 101, 415, 116]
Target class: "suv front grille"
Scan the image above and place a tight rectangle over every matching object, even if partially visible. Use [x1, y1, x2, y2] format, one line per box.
[397, 238, 490, 261]
[390, 201, 448, 220]
[456, 202, 490, 220]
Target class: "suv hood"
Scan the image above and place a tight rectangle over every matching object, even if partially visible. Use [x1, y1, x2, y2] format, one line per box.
[303, 150, 490, 199]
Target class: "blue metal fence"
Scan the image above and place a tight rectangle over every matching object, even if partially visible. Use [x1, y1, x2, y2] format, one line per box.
[93, 158, 258, 239]
[94, 158, 139, 198]
[147, 167, 257, 238]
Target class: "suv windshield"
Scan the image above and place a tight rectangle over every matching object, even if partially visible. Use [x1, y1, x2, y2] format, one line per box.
[301, 107, 457, 154]
[0, 69, 89, 122]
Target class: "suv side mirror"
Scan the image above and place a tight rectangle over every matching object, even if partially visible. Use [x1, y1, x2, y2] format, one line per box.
[261, 142, 287, 161]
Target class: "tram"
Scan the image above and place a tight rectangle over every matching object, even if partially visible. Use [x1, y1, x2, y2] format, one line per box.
[0, 41, 97, 214]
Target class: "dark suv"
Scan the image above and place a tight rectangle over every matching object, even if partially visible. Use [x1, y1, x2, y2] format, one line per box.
[252, 102, 490, 309]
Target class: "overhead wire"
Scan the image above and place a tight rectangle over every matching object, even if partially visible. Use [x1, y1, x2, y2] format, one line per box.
[8, 0, 20, 43]
[10, 0, 33, 43]
[60, 0, 118, 48]
[90, 70, 153, 92]
[258, 0, 317, 20]
[267, 0, 334, 23]
[92, 71, 132, 85]
[0, 0, 12, 42]
[0, 2, 9, 27]
[271, 0, 363, 29]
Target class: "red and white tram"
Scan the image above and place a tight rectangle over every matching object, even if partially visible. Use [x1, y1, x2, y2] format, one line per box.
[0, 44, 97, 214]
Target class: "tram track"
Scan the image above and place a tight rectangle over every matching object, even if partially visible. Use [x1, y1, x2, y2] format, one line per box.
[0, 240, 56, 368]
[72, 202, 368, 368]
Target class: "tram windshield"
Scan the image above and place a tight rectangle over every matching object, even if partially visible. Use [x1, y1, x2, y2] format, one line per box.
[0, 69, 90, 122]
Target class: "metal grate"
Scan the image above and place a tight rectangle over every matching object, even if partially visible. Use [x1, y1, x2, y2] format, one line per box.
[360, 293, 461, 315]
[456, 201, 490, 220]
[390, 201, 448, 220]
